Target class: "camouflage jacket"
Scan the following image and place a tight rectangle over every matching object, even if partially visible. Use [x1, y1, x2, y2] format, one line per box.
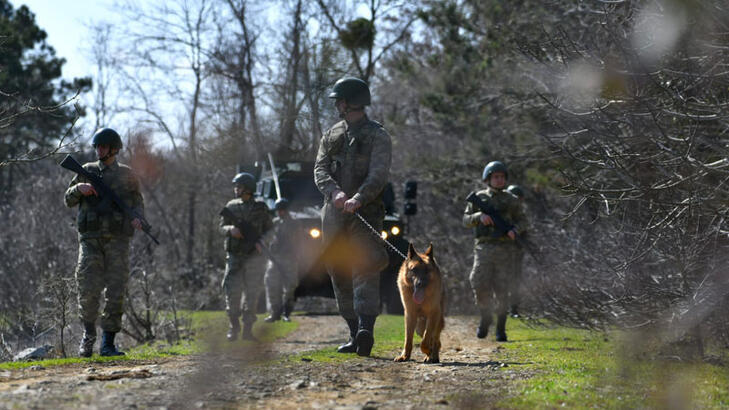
[64, 159, 144, 240]
[463, 186, 526, 242]
[219, 197, 273, 254]
[314, 116, 392, 214]
[267, 216, 303, 259]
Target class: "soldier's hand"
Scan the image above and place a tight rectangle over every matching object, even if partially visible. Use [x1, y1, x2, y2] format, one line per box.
[480, 214, 494, 226]
[230, 227, 244, 239]
[77, 183, 98, 196]
[507, 230, 516, 240]
[343, 198, 362, 213]
[332, 190, 348, 209]
[131, 218, 143, 231]
[255, 243, 263, 253]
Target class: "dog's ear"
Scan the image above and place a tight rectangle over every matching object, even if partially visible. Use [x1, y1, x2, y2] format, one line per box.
[407, 242, 418, 260]
[425, 243, 434, 258]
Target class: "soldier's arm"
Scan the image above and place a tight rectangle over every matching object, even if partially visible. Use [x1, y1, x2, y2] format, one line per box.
[64, 174, 83, 208]
[128, 170, 145, 218]
[219, 213, 234, 236]
[314, 132, 342, 198]
[351, 128, 392, 205]
[463, 202, 483, 228]
[511, 199, 527, 235]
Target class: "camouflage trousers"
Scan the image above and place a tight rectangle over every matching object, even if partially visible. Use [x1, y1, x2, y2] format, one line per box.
[469, 241, 517, 316]
[264, 259, 298, 314]
[322, 202, 389, 320]
[74, 237, 130, 332]
[222, 252, 266, 325]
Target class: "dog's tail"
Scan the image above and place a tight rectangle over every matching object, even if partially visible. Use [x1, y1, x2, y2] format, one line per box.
[415, 317, 426, 337]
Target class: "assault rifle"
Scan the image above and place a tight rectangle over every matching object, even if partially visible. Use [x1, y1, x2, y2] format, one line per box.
[60, 155, 160, 245]
[465, 191, 541, 264]
[219, 207, 288, 275]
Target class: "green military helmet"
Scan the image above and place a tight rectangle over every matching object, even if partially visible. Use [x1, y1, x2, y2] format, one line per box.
[274, 198, 290, 211]
[482, 161, 508, 181]
[232, 172, 256, 193]
[507, 184, 525, 198]
[91, 128, 123, 150]
[329, 77, 371, 106]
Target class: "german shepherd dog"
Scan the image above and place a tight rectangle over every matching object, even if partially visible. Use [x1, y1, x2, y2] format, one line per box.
[394, 243, 445, 363]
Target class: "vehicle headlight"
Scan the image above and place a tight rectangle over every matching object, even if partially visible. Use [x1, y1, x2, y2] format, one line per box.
[381, 231, 388, 240]
[309, 228, 321, 239]
[390, 226, 401, 236]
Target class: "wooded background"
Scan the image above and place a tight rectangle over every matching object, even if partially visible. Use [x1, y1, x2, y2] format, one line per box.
[1, 0, 728, 360]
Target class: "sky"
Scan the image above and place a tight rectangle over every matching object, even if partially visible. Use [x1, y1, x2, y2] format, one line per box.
[19, 0, 116, 81]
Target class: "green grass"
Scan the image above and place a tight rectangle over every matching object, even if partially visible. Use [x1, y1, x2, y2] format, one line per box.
[0, 311, 298, 371]
[287, 314, 411, 364]
[496, 319, 729, 409]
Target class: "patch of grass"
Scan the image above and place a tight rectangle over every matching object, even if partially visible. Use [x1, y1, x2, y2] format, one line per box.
[286, 314, 415, 364]
[0, 311, 298, 371]
[497, 319, 729, 409]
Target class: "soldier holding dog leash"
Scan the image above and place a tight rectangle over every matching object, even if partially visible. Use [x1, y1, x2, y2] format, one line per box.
[314, 77, 392, 357]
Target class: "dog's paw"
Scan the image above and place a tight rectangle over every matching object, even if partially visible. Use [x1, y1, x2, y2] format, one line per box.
[394, 355, 409, 362]
[423, 356, 440, 364]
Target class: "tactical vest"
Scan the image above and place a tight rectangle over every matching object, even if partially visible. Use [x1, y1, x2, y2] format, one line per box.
[472, 189, 516, 241]
[223, 199, 270, 254]
[76, 162, 136, 238]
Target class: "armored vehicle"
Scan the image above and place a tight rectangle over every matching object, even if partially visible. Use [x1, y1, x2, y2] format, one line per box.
[249, 160, 415, 314]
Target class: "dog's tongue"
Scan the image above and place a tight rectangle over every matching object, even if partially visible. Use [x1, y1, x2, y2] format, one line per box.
[413, 288, 425, 304]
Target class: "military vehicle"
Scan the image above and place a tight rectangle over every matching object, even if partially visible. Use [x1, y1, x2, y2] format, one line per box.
[248, 159, 416, 314]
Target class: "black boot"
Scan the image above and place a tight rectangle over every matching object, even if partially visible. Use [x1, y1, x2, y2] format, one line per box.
[355, 315, 377, 357]
[477, 311, 492, 339]
[241, 321, 257, 341]
[227, 314, 241, 341]
[496, 313, 508, 342]
[264, 308, 281, 323]
[100, 331, 125, 357]
[282, 300, 294, 322]
[337, 318, 358, 353]
[78, 322, 96, 358]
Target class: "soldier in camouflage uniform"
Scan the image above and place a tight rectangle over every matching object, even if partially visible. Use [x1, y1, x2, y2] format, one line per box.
[506, 184, 526, 318]
[220, 172, 273, 341]
[314, 77, 391, 357]
[64, 128, 145, 357]
[463, 161, 526, 342]
[263, 198, 302, 323]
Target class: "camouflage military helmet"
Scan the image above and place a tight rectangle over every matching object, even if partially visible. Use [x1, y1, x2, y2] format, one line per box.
[329, 77, 371, 106]
[482, 161, 508, 181]
[507, 184, 524, 198]
[274, 198, 290, 211]
[232, 172, 256, 192]
[91, 128, 123, 150]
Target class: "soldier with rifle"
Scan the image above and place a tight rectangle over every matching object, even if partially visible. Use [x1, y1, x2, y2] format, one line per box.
[463, 161, 526, 342]
[219, 172, 273, 341]
[62, 128, 148, 357]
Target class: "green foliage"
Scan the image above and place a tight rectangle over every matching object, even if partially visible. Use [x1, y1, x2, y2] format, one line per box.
[0, 0, 91, 170]
[339, 17, 375, 50]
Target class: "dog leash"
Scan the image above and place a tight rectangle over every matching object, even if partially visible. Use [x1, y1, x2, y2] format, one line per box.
[354, 212, 408, 260]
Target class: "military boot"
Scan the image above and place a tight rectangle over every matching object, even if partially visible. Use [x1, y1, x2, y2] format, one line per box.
[226, 314, 241, 341]
[477, 311, 492, 339]
[78, 322, 96, 358]
[241, 321, 257, 341]
[495, 313, 508, 342]
[355, 315, 377, 357]
[264, 308, 281, 323]
[336, 318, 359, 353]
[282, 301, 294, 322]
[510, 305, 520, 318]
[100, 331, 125, 357]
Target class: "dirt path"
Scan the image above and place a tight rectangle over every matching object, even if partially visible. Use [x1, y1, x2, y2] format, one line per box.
[0, 315, 529, 409]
